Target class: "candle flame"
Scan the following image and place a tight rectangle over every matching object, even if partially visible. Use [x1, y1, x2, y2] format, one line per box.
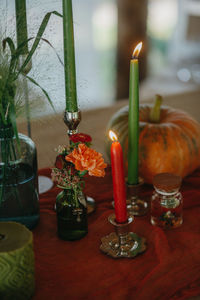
[109, 130, 118, 142]
[132, 42, 142, 59]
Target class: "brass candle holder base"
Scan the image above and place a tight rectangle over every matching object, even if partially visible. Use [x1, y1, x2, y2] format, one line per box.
[126, 178, 149, 216]
[100, 214, 146, 258]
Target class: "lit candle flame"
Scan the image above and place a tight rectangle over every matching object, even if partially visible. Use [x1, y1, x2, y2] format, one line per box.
[132, 42, 142, 59]
[109, 130, 118, 142]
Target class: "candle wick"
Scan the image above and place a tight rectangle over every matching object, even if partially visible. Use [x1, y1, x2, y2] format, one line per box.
[132, 55, 138, 60]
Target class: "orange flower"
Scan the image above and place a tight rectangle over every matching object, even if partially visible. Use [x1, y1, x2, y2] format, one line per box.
[65, 143, 107, 177]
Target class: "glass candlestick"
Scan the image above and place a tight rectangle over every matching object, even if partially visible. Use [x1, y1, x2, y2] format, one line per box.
[63, 110, 95, 214]
[126, 178, 149, 216]
[151, 173, 183, 229]
[100, 213, 146, 258]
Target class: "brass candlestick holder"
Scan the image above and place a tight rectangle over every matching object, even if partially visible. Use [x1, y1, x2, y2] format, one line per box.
[63, 110, 95, 214]
[126, 178, 149, 216]
[100, 213, 146, 258]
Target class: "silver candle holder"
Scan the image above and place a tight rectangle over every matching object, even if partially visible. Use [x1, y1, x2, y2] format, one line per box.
[63, 110, 81, 136]
[100, 213, 146, 258]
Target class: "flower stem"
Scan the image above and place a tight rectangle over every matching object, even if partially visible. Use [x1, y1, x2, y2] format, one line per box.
[74, 188, 79, 208]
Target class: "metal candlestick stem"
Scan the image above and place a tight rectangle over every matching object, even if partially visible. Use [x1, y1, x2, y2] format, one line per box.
[64, 110, 95, 214]
[100, 213, 146, 258]
[126, 178, 149, 216]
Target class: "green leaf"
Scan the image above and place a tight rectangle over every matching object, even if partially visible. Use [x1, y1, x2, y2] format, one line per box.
[2, 38, 16, 56]
[40, 38, 64, 66]
[16, 10, 63, 77]
[2, 38, 17, 88]
[12, 37, 33, 72]
[79, 170, 88, 177]
[2, 38, 32, 75]
[25, 75, 55, 112]
[0, 10, 63, 130]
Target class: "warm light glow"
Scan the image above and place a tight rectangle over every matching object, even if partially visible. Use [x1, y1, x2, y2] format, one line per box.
[132, 42, 142, 59]
[109, 130, 118, 142]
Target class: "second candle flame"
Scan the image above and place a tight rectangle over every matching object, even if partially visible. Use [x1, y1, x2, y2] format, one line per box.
[132, 42, 142, 59]
[109, 130, 118, 142]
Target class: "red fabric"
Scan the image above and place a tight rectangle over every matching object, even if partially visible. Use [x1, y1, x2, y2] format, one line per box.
[32, 167, 200, 300]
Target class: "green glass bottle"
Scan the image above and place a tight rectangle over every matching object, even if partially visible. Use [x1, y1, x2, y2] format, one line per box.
[56, 188, 88, 241]
[0, 124, 39, 230]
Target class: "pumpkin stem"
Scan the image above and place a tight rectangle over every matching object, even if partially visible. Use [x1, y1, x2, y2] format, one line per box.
[149, 94, 163, 123]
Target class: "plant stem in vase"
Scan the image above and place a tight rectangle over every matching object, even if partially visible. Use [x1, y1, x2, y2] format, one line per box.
[0, 10, 63, 226]
[0, 124, 39, 229]
[56, 188, 88, 241]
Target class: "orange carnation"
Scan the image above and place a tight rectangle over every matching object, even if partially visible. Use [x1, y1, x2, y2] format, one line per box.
[65, 143, 107, 177]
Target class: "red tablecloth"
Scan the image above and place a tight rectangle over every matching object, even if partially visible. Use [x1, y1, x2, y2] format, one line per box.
[33, 167, 200, 300]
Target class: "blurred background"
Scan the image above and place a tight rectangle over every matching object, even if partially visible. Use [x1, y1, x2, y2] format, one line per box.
[1, 0, 200, 117]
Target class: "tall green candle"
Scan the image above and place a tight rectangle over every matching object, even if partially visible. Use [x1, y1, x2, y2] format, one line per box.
[127, 42, 142, 185]
[62, 0, 78, 112]
[15, 0, 28, 54]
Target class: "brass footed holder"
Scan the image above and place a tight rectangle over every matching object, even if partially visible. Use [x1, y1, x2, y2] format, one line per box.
[63, 110, 95, 214]
[100, 213, 146, 258]
[126, 178, 149, 216]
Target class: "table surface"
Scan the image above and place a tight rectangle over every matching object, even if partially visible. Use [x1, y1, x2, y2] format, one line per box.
[32, 167, 200, 300]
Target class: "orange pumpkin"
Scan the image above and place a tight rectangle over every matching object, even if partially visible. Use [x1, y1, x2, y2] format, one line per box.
[106, 97, 200, 184]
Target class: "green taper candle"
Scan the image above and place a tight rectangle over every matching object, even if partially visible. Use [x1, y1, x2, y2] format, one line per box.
[15, 0, 29, 54]
[127, 42, 142, 185]
[62, 0, 78, 112]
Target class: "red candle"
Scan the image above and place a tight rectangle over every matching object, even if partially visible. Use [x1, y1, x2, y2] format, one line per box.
[109, 130, 127, 223]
